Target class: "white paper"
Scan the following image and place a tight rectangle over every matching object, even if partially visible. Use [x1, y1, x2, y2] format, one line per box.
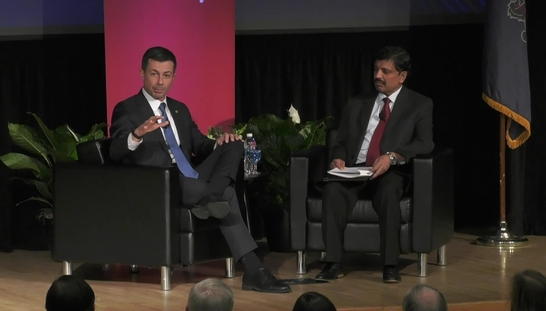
[327, 166, 373, 178]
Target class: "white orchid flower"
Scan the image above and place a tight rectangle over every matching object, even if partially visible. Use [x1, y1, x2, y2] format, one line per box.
[287, 104, 301, 124]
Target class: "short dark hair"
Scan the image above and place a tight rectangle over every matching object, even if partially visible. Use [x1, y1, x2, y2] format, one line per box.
[375, 45, 411, 76]
[402, 284, 447, 311]
[141, 46, 177, 73]
[510, 269, 546, 311]
[45, 275, 95, 311]
[292, 291, 337, 311]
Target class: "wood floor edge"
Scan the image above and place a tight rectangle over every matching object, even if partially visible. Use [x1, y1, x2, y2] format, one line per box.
[338, 300, 510, 311]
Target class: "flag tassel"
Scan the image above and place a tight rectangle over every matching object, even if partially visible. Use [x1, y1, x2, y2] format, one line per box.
[482, 93, 531, 149]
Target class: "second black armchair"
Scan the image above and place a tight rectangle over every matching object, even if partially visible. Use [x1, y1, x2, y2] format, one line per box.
[264, 129, 454, 277]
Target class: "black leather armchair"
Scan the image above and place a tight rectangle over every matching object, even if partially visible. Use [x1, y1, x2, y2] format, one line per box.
[288, 130, 454, 277]
[52, 138, 239, 290]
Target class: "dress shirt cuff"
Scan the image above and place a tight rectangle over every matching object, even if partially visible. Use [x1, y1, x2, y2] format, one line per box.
[127, 133, 142, 151]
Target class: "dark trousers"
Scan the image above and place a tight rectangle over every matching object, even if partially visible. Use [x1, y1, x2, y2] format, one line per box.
[179, 140, 257, 262]
[321, 170, 406, 266]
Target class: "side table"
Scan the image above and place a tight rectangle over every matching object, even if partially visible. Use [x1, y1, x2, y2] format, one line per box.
[243, 172, 261, 234]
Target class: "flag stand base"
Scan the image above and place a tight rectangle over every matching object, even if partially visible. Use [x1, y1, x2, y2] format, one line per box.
[476, 221, 529, 247]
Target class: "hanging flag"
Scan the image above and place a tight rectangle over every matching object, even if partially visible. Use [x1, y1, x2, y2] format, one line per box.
[482, 0, 531, 148]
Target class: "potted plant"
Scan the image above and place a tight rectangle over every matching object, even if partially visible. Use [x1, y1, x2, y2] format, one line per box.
[209, 106, 331, 251]
[0, 112, 106, 232]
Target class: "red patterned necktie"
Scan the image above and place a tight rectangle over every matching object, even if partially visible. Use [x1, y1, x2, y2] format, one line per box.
[366, 97, 391, 166]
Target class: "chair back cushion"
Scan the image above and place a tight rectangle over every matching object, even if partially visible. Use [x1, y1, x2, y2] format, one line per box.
[307, 196, 412, 224]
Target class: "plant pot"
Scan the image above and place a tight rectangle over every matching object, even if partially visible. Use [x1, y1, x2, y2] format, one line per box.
[262, 205, 292, 252]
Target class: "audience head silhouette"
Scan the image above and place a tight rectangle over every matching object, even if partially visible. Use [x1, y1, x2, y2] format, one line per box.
[186, 278, 234, 311]
[292, 291, 337, 311]
[402, 284, 447, 311]
[510, 269, 546, 311]
[45, 275, 95, 311]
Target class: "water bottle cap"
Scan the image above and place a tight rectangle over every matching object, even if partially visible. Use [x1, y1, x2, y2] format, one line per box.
[246, 133, 253, 137]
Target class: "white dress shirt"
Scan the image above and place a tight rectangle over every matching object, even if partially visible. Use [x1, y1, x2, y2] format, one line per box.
[126, 88, 180, 163]
[356, 85, 403, 164]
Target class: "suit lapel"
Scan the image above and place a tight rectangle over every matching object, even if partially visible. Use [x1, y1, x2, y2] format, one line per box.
[135, 91, 169, 153]
[354, 96, 376, 159]
[383, 87, 410, 139]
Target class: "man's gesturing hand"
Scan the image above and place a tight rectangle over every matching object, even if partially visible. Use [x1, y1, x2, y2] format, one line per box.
[132, 115, 169, 141]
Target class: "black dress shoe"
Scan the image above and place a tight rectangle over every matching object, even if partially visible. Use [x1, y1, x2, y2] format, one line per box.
[315, 263, 344, 280]
[383, 266, 401, 283]
[242, 268, 291, 293]
[191, 195, 230, 220]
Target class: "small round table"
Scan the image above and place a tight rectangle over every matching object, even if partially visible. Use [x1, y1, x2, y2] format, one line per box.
[243, 172, 261, 233]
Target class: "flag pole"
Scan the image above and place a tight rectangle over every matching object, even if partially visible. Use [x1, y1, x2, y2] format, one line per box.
[476, 112, 528, 247]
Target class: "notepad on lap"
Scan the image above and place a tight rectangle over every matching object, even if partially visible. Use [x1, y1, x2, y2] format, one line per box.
[327, 166, 373, 178]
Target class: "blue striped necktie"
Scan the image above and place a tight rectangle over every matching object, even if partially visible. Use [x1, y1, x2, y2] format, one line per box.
[158, 102, 199, 179]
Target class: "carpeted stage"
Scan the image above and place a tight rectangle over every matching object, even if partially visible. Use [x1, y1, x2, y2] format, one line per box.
[1, 232, 540, 310]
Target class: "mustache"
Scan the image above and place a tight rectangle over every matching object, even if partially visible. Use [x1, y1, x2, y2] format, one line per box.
[375, 79, 385, 84]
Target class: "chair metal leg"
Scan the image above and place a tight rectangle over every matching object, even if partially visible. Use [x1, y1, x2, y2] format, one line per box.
[225, 258, 234, 278]
[62, 261, 72, 275]
[417, 253, 428, 277]
[437, 245, 446, 266]
[161, 266, 171, 291]
[297, 251, 307, 275]
[320, 252, 326, 262]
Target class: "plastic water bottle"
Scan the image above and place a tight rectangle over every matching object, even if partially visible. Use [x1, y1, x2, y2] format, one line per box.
[244, 133, 256, 175]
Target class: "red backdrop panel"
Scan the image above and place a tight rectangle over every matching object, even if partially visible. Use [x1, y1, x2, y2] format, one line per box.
[103, 0, 235, 135]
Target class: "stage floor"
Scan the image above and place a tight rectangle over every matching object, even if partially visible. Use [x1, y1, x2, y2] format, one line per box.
[0, 232, 542, 311]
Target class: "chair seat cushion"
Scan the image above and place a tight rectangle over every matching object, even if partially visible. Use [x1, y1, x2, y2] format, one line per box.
[307, 195, 412, 224]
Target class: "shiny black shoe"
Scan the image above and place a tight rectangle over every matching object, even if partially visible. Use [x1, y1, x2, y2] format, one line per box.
[315, 263, 344, 280]
[242, 268, 291, 293]
[383, 266, 401, 283]
[191, 195, 230, 220]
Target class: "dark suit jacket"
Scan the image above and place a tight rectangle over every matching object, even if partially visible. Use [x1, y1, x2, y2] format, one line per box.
[109, 90, 214, 167]
[331, 86, 434, 167]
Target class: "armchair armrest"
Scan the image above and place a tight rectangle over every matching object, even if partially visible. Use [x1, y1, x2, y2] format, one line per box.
[52, 161, 181, 266]
[76, 138, 113, 165]
[289, 145, 327, 250]
[411, 148, 455, 253]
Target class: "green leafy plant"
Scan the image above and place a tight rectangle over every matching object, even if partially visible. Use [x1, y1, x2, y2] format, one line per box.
[207, 124, 247, 140]
[208, 106, 331, 209]
[0, 112, 106, 220]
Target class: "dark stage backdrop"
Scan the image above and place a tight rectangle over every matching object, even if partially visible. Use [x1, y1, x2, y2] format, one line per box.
[0, 34, 106, 251]
[235, 0, 546, 235]
[235, 24, 500, 230]
[1, 1, 545, 250]
[519, 0, 546, 235]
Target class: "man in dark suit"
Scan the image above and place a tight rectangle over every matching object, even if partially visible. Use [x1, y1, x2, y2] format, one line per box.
[109, 46, 290, 293]
[315, 46, 434, 283]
